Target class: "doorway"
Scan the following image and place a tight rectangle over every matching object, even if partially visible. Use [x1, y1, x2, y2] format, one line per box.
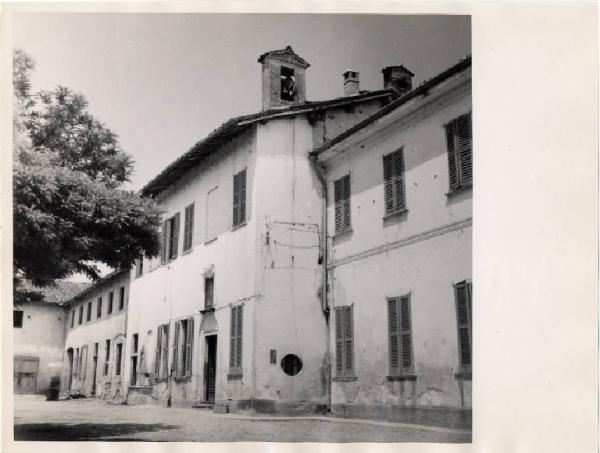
[204, 335, 217, 403]
[14, 356, 39, 394]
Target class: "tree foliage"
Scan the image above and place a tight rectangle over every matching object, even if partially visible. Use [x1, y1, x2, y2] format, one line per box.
[13, 49, 161, 293]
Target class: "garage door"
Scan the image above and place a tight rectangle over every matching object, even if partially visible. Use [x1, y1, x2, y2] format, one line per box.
[14, 356, 39, 394]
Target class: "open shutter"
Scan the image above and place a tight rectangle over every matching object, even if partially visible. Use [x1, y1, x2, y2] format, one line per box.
[162, 325, 169, 378]
[383, 154, 395, 214]
[335, 307, 343, 375]
[160, 220, 168, 264]
[399, 296, 413, 374]
[229, 307, 237, 370]
[393, 150, 406, 211]
[388, 299, 400, 375]
[343, 306, 353, 375]
[171, 213, 180, 259]
[236, 305, 243, 369]
[172, 322, 180, 376]
[342, 176, 351, 231]
[334, 175, 351, 233]
[456, 113, 472, 186]
[446, 123, 459, 190]
[232, 169, 246, 227]
[239, 169, 246, 224]
[455, 282, 472, 372]
[185, 318, 194, 376]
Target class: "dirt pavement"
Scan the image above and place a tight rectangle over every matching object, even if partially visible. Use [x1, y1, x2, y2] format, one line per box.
[13, 395, 471, 443]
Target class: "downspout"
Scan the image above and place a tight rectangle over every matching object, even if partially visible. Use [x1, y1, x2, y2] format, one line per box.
[309, 155, 330, 412]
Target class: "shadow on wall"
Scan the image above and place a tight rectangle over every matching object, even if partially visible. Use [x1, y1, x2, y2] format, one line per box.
[14, 422, 178, 441]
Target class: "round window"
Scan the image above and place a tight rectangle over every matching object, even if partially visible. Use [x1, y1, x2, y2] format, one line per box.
[281, 354, 303, 376]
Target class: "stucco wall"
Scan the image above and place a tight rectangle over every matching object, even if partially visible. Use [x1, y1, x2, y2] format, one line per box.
[14, 303, 66, 394]
[62, 273, 129, 399]
[322, 81, 472, 412]
[125, 128, 258, 407]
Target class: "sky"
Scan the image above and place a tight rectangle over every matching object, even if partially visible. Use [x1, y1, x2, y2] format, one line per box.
[13, 13, 471, 191]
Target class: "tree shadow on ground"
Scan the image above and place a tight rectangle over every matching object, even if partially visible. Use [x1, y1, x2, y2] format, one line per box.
[14, 422, 177, 441]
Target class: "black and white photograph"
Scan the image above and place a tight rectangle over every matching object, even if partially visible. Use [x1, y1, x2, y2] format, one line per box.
[3, 4, 597, 452]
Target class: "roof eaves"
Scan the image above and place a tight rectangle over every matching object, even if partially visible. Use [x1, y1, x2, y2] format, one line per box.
[311, 56, 472, 158]
[64, 269, 128, 306]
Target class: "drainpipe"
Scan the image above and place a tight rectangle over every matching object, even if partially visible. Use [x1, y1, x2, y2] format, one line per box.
[309, 155, 330, 412]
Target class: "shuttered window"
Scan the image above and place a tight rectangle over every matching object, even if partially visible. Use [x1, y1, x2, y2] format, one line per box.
[119, 286, 125, 311]
[205, 276, 214, 308]
[334, 174, 351, 234]
[334, 306, 354, 377]
[175, 318, 194, 377]
[154, 324, 170, 380]
[97, 297, 102, 318]
[183, 203, 195, 252]
[115, 343, 123, 376]
[104, 340, 110, 375]
[70, 310, 75, 328]
[388, 295, 414, 376]
[108, 292, 113, 314]
[161, 214, 181, 263]
[86, 302, 92, 321]
[454, 281, 473, 373]
[229, 305, 243, 374]
[445, 112, 473, 191]
[383, 148, 406, 215]
[232, 169, 247, 228]
[78, 305, 83, 324]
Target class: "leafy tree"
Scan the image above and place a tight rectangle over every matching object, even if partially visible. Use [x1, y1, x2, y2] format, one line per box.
[13, 49, 161, 298]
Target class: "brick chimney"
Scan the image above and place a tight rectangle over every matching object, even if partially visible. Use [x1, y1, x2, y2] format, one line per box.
[258, 46, 310, 110]
[343, 70, 360, 96]
[382, 65, 414, 96]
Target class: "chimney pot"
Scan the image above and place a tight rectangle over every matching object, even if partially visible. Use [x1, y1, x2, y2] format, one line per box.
[343, 70, 360, 96]
[382, 65, 414, 96]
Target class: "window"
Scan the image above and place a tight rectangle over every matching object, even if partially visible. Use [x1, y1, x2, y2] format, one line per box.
[232, 169, 247, 228]
[446, 112, 473, 191]
[135, 258, 143, 277]
[70, 310, 75, 328]
[183, 203, 195, 252]
[280, 66, 296, 101]
[155, 324, 170, 380]
[115, 343, 123, 376]
[174, 318, 194, 378]
[383, 148, 406, 215]
[334, 306, 354, 377]
[204, 276, 214, 308]
[119, 287, 125, 311]
[334, 174, 351, 234]
[108, 292, 114, 314]
[86, 302, 92, 322]
[97, 297, 102, 318]
[104, 340, 110, 375]
[455, 281, 473, 375]
[161, 213, 180, 263]
[229, 305, 243, 375]
[388, 295, 414, 377]
[78, 305, 83, 324]
[205, 187, 219, 241]
[13, 310, 23, 328]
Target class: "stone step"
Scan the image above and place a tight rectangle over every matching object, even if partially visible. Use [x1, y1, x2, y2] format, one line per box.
[192, 401, 214, 410]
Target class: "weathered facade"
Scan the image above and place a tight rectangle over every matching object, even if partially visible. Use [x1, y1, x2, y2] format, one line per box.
[311, 57, 472, 426]
[13, 281, 88, 395]
[60, 270, 130, 400]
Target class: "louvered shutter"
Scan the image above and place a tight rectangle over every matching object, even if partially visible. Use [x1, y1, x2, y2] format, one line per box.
[171, 213, 180, 259]
[388, 299, 400, 375]
[456, 113, 472, 186]
[334, 307, 343, 375]
[183, 204, 194, 252]
[229, 306, 237, 370]
[239, 169, 246, 225]
[446, 123, 459, 190]
[334, 175, 351, 233]
[162, 325, 169, 378]
[455, 282, 472, 372]
[172, 322, 180, 376]
[343, 306, 353, 375]
[232, 169, 247, 227]
[383, 149, 406, 215]
[185, 317, 194, 376]
[399, 296, 413, 374]
[236, 305, 243, 369]
[160, 220, 168, 264]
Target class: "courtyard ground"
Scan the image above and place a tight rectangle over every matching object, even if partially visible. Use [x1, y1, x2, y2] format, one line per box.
[13, 395, 471, 443]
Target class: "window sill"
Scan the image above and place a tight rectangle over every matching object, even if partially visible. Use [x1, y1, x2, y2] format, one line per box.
[387, 374, 417, 382]
[446, 184, 472, 197]
[227, 373, 243, 381]
[204, 237, 218, 245]
[154, 377, 169, 384]
[454, 372, 472, 381]
[332, 376, 358, 382]
[383, 208, 408, 220]
[182, 247, 194, 256]
[333, 228, 353, 239]
[174, 375, 192, 383]
[200, 307, 215, 314]
[231, 222, 247, 232]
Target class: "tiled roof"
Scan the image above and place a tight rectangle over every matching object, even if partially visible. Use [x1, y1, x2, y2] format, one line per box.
[16, 280, 90, 306]
[141, 89, 393, 197]
[311, 56, 472, 158]
[64, 269, 129, 306]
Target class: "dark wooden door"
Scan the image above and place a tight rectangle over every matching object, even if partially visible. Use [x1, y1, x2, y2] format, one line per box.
[205, 336, 217, 403]
[14, 356, 39, 394]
